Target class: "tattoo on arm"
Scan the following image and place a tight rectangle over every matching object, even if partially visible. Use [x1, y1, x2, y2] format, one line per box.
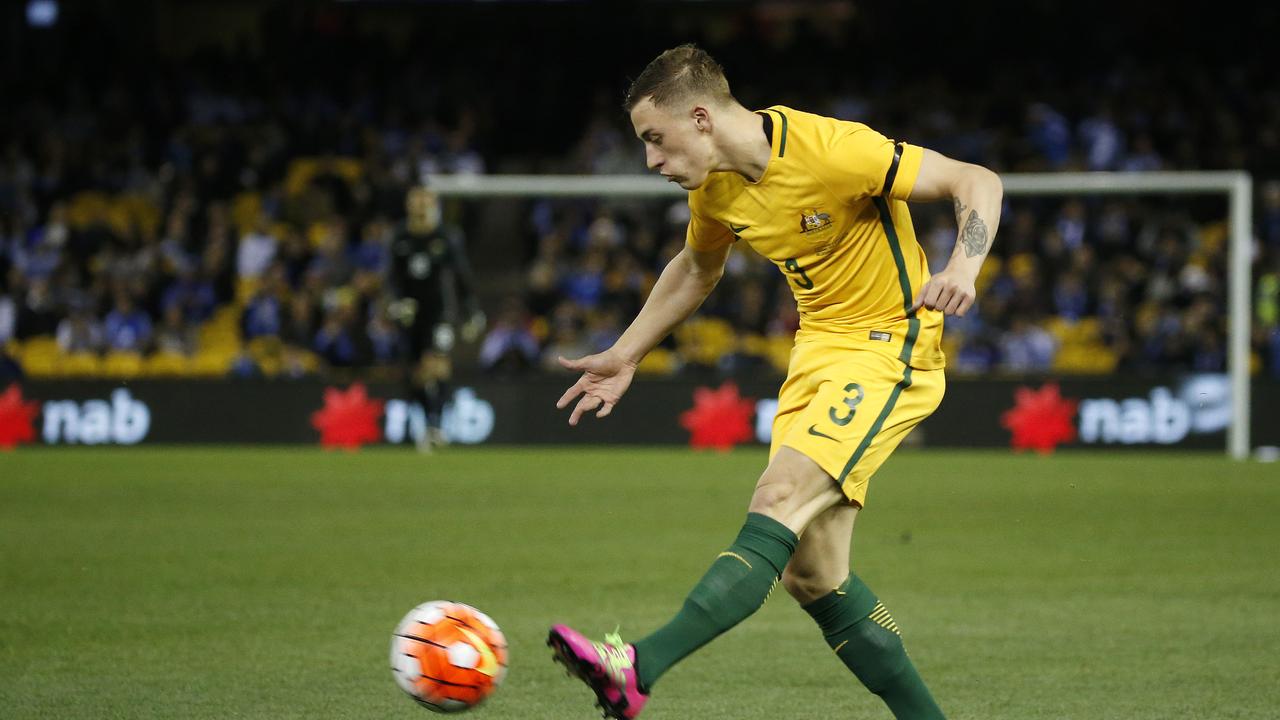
[953, 198, 967, 225]
[959, 209, 990, 258]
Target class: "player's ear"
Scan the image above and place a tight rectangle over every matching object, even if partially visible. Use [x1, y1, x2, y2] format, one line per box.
[692, 105, 711, 132]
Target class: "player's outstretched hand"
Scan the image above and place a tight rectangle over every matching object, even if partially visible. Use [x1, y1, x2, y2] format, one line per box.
[911, 267, 977, 317]
[555, 349, 638, 426]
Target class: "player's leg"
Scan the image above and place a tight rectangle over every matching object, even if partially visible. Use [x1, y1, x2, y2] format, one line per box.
[420, 350, 452, 447]
[548, 447, 844, 717]
[785, 504, 945, 720]
[629, 447, 845, 689]
[780, 501, 858, 606]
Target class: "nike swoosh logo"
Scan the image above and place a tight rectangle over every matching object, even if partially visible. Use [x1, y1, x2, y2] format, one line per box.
[729, 224, 750, 234]
[807, 424, 838, 442]
[457, 626, 500, 677]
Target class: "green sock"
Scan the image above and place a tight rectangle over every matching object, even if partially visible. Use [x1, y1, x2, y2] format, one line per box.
[633, 512, 797, 692]
[803, 575, 945, 720]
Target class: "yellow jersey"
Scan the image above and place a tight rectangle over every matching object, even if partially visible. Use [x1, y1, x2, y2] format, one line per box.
[686, 105, 945, 370]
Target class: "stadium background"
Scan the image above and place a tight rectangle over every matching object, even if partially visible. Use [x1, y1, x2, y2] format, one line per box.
[2, 2, 1280, 720]
[2, 0, 1279, 452]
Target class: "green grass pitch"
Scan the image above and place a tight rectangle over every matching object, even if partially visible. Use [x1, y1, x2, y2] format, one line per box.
[2, 447, 1278, 719]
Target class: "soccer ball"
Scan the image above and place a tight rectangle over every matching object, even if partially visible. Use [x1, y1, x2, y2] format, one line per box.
[390, 601, 509, 713]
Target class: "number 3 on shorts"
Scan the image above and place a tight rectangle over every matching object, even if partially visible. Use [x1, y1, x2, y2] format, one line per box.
[828, 382, 864, 427]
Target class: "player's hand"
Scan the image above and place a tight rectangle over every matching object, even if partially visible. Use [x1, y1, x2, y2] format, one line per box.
[555, 349, 638, 426]
[911, 267, 977, 317]
[461, 310, 486, 343]
[389, 298, 418, 326]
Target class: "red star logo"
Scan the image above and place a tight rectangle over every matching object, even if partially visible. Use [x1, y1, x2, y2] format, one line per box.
[311, 383, 385, 449]
[0, 384, 40, 450]
[1000, 383, 1078, 454]
[680, 381, 756, 451]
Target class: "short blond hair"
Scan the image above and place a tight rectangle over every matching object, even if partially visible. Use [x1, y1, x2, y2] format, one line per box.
[624, 44, 734, 111]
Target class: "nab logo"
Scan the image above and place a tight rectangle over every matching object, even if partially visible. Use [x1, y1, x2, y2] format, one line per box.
[384, 387, 494, 445]
[42, 389, 151, 445]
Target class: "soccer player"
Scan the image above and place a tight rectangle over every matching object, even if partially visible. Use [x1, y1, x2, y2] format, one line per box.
[549, 45, 1001, 719]
[388, 187, 485, 451]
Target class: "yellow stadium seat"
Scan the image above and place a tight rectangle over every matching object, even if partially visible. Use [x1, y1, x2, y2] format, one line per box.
[286, 157, 363, 197]
[144, 352, 191, 377]
[1043, 317, 1101, 346]
[974, 256, 1003, 294]
[231, 192, 264, 233]
[331, 157, 364, 184]
[1052, 343, 1117, 375]
[529, 316, 550, 343]
[275, 348, 321, 377]
[246, 336, 282, 359]
[636, 347, 677, 376]
[307, 221, 330, 248]
[102, 352, 144, 378]
[60, 353, 103, 377]
[189, 350, 236, 377]
[67, 192, 111, 229]
[18, 337, 59, 373]
[1199, 220, 1227, 254]
[675, 316, 736, 367]
[738, 333, 769, 358]
[284, 158, 320, 196]
[20, 336, 58, 356]
[764, 336, 794, 374]
[21, 353, 58, 378]
[105, 203, 133, 239]
[246, 337, 285, 377]
[235, 277, 263, 305]
[199, 307, 243, 348]
[1072, 318, 1101, 343]
[1043, 317, 1071, 343]
[120, 193, 162, 238]
[255, 355, 282, 378]
[940, 335, 961, 365]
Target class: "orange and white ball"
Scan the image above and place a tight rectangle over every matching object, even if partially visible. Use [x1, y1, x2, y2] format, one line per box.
[390, 601, 509, 713]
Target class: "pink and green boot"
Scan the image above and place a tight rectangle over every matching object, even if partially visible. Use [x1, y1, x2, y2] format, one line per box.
[548, 624, 650, 719]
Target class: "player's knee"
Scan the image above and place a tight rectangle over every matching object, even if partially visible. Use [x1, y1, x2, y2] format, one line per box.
[747, 476, 795, 518]
[781, 565, 839, 605]
[749, 452, 841, 531]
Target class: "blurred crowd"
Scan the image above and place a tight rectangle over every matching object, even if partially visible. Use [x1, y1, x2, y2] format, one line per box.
[2, 1, 1279, 380]
[493, 187, 1280, 379]
[0, 23, 488, 378]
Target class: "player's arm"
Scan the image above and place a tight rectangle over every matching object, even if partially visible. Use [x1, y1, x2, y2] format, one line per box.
[445, 227, 486, 341]
[385, 232, 418, 327]
[907, 149, 1003, 316]
[613, 241, 729, 365]
[556, 239, 730, 425]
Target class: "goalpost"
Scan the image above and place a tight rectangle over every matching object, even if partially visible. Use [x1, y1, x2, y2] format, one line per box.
[428, 171, 1255, 460]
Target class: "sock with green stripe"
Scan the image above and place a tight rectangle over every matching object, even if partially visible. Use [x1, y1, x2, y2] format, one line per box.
[802, 574, 945, 719]
[633, 512, 798, 692]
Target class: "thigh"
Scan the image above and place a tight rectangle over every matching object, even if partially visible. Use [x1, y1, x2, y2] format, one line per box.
[779, 349, 945, 507]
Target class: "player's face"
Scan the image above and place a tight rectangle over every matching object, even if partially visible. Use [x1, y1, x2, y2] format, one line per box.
[407, 188, 442, 234]
[630, 97, 715, 190]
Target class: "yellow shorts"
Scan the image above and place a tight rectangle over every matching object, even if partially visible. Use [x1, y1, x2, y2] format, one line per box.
[769, 342, 945, 506]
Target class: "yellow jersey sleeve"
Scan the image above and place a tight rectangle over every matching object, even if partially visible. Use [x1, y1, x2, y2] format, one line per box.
[685, 190, 734, 252]
[820, 123, 925, 204]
